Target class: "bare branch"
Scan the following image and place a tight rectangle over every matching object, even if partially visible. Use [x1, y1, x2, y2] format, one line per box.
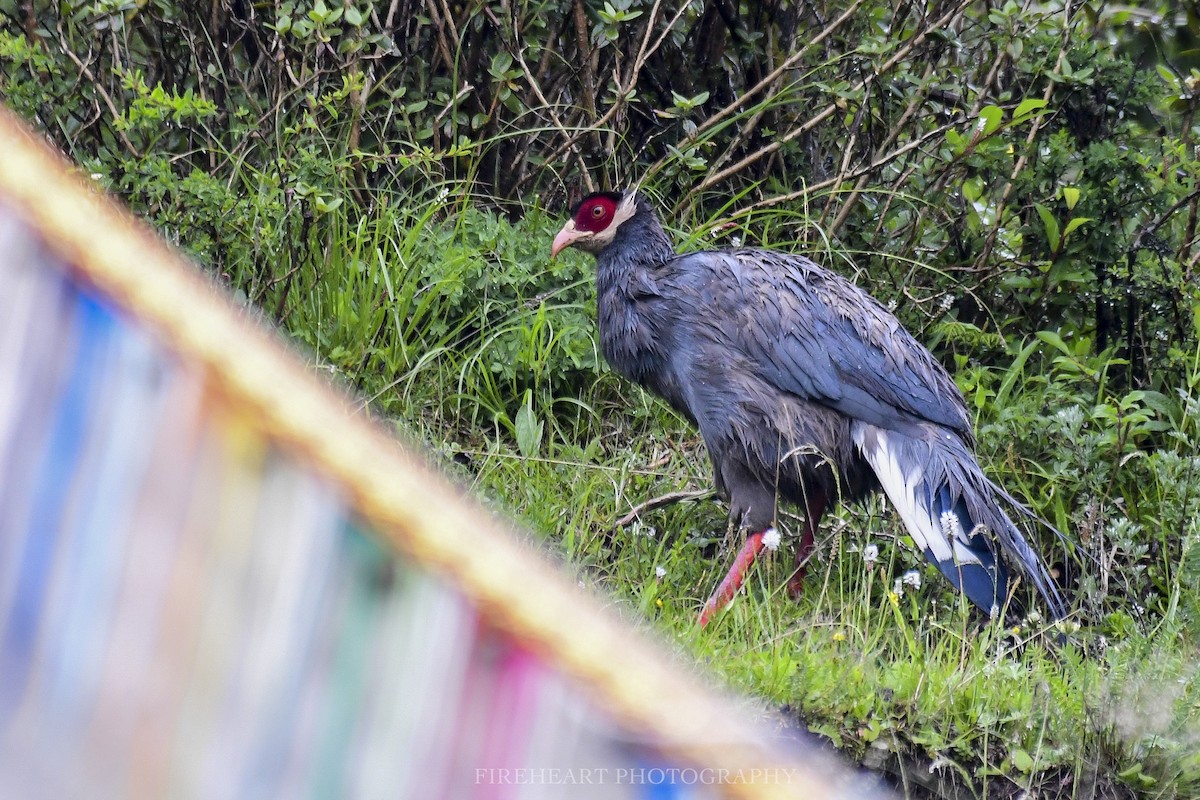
[684, 0, 973, 203]
[615, 489, 713, 528]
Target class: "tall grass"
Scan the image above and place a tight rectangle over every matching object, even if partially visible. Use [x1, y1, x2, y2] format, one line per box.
[54, 118, 1200, 796]
[269, 183, 1200, 798]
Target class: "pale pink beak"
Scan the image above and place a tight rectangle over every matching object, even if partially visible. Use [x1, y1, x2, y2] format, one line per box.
[551, 219, 582, 258]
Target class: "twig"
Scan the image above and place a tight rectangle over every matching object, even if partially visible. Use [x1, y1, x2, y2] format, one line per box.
[537, 0, 689, 177]
[684, 0, 972, 203]
[815, 85, 867, 230]
[971, 2, 1078, 272]
[732, 120, 956, 216]
[433, 84, 474, 126]
[826, 64, 937, 238]
[500, 0, 593, 192]
[615, 489, 713, 528]
[652, 1, 863, 196]
[54, 24, 140, 158]
[687, 0, 865, 145]
[1132, 186, 1200, 250]
[572, 0, 599, 137]
[435, 0, 460, 50]
[422, 0, 456, 73]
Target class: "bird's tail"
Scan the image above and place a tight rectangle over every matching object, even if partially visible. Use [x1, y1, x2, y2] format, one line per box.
[853, 424, 1067, 621]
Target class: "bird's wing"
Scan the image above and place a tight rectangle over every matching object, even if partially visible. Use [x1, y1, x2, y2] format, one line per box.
[674, 248, 973, 439]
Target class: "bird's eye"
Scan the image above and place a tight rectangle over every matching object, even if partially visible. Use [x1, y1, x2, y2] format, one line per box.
[591, 205, 605, 218]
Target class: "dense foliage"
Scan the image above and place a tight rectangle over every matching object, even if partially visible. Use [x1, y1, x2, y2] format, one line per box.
[4, 0, 1200, 796]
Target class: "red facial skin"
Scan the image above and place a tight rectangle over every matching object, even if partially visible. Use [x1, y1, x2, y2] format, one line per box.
[573, 195, 618, 233]
[551, 193, 623, 257]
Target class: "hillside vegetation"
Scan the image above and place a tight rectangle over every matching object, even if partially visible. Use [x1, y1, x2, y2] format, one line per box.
[4, 0, 1200, 796]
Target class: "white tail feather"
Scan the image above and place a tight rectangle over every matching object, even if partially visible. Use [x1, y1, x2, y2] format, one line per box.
[852, 424, 981, 567]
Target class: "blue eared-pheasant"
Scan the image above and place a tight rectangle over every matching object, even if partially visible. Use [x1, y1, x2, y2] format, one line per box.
[552, 190, 1066, 625]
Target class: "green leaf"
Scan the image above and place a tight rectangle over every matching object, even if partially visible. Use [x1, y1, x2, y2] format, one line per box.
[1046, 263, 1092, 286]
[978, 105, 1003, 137]
[1061, 216, 1091, 239]
[996, 338, 1038, 408]
[1061, 186, 1080, 210]
[809, 722, 844, 749]
[1010, 749, 1034, 773]
[945, 129, 964, 154]
[515, 390, 543, 458]
[1012, 97, 1047, 121]
[962, 177, 982, 203]
[1118, 763, 1158, 788]
[488, 51, 513, 79]
[314, 195, 343, 213]
[1034, 202, 1060, 252]
[1036, 330, 1072, 356]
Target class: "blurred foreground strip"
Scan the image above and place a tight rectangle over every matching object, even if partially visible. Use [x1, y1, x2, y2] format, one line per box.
[0, 107, 890, 800]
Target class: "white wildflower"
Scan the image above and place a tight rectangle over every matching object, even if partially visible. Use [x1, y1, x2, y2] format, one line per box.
[862, 543, 879, 567]
[655, 565, 666, 579]
[731, 235, 743, 248]
[893, 578, 905, 597]
[902, 570, 922, 589]
[940, 510, 960, 540]
[940, 294, 956, 311]
[761, 528, 781, 551]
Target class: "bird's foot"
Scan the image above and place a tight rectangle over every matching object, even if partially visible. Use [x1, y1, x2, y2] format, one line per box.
[785, 570, 807, 600]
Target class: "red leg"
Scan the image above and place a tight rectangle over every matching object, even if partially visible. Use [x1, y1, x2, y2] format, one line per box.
[787, 491, 826, 599]
[698, 491, 829, 625]
[698, 531, 768, 626]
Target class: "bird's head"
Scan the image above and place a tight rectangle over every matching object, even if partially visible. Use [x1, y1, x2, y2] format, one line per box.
[551, 190, 639, 257]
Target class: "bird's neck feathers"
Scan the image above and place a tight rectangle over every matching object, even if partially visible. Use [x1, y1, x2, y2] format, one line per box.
[595, 193, 676, 271]
[592, 194, 676, 386]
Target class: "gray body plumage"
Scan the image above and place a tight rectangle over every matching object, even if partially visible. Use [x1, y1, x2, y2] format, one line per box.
[590, 193, 1065, 619]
